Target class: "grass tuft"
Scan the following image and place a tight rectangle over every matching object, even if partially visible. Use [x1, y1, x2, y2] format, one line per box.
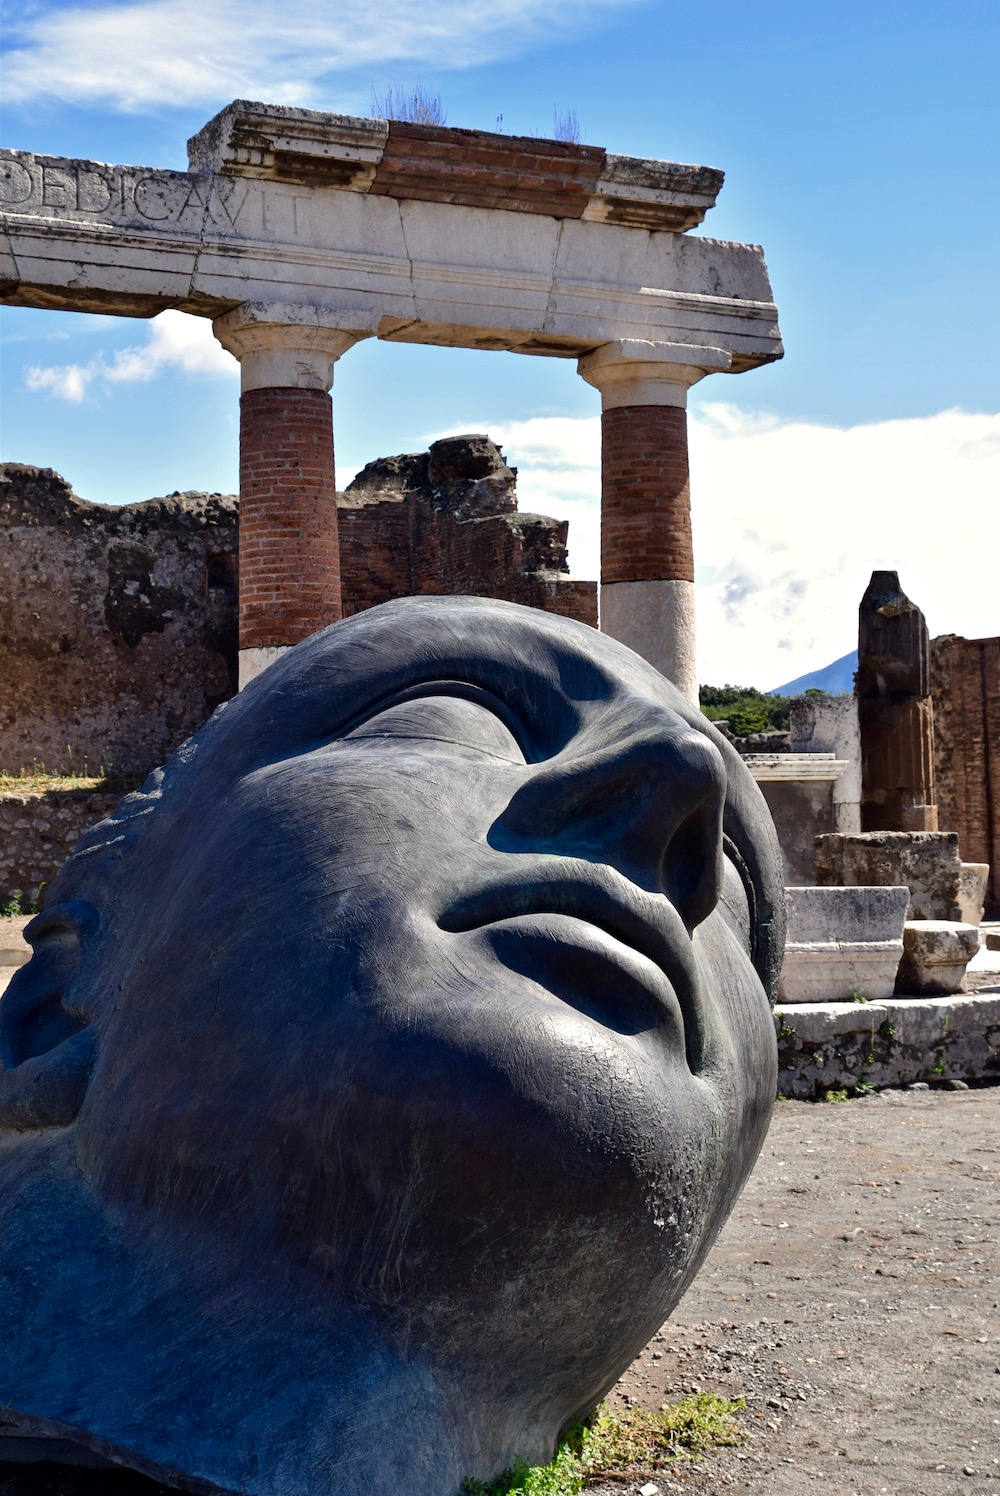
[461, 1394, 746, 1495]
[0, 764, 140, 794]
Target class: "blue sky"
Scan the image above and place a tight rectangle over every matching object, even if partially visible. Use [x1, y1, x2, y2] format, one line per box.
[2, 0, 998, 687]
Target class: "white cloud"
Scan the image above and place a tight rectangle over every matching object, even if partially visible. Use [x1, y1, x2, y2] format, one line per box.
[480, 405, 1000, 690]
[25, 310, 236, 400]
[690, 403, 1000, 687]
[4, 0, 637, 112]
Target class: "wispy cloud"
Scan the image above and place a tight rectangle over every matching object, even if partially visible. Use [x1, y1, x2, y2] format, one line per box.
[4, 0, 637, 112]
[25, 311, 236, 400]
[465, 405, 1000, 689]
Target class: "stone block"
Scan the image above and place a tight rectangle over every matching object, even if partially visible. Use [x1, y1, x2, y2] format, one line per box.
[814, 830, 962, 920]
[895, 920, 981, 996]
[957, 862, 989, 926]
[778, 885, 908, 1003]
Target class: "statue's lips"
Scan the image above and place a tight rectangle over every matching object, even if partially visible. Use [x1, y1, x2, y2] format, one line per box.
[439, 865, 705, 1070]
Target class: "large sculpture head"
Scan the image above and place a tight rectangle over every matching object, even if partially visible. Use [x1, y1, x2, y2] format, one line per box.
[0, 597, 783, 1495]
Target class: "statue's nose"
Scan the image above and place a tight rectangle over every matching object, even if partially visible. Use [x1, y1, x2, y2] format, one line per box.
[496, 709, 726, 930]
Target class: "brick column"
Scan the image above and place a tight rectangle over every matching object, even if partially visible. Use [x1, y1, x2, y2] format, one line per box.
[579, 340, 730, 704]
[213, 306, 371, 687]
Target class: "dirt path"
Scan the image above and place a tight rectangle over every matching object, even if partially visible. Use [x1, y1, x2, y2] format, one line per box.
[593, 1086, 1000, 1496]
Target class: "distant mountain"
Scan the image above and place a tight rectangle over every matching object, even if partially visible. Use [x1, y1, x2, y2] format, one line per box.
[769, 650, 857, 697]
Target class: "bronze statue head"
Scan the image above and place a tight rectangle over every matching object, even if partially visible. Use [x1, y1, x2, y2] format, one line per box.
[0, 597, 782, 1494]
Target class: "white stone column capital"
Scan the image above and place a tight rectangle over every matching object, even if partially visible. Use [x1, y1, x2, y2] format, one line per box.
[213, 302, 377, 392]
[578, 339, 732, 409]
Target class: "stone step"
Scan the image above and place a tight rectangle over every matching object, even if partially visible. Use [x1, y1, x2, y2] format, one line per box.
[775, 990, 1000, 1098]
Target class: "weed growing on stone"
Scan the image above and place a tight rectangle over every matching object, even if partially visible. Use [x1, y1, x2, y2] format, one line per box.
[823, 1088, 850, 1103]
[1, 885, 46, 917]
[1, 889, 23, 918]
[460, 1394, 746, 1495]
[553, 109, 580, 144]
[371, 84, 446, 125]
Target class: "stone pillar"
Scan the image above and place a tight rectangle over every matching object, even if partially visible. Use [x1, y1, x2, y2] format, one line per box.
[789, 694, 862, 833]
[857, 570, 938, 831]
[578, 340, 730, 704]
[213, 306, 371, 687]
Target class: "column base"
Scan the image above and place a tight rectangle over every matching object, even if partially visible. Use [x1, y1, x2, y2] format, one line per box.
[239, 646, 290, 690]
[600, 579, 697, 704]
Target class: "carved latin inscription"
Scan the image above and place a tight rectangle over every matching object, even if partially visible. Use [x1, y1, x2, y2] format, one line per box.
[0, 152, 250, 233]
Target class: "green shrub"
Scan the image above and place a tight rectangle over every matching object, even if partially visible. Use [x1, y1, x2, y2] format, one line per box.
[699, 684, 790, 736]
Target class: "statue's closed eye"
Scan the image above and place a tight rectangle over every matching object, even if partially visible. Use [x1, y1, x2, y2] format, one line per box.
[338, 692, 527, 766]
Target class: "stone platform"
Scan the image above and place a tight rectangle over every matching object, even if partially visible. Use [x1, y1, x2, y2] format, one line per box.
[775, 939, 1000, 1098]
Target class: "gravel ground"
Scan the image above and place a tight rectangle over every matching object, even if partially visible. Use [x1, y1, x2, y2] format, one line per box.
[591, 1085, 1000, 1496]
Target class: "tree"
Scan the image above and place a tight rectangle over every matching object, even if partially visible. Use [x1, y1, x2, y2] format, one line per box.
[698, 683, 791, 736]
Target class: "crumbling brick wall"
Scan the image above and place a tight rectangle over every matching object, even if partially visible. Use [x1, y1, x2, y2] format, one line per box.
[0, 465, 239, 778]
[338, 435, 597, 624]
[931, 634, 1000, 914]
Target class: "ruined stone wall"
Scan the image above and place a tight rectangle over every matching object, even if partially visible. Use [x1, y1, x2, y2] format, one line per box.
[0, 790, 121, 908]
[931, 634, 1000, 914]
[2, 438, 595, 788]
[0, 465, 239, 778]
[338, 435, 597, 625]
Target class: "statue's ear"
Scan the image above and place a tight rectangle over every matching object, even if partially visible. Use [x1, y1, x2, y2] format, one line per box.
[0, 902, 99, 1130]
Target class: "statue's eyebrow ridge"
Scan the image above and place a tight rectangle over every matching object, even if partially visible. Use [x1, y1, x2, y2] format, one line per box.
[326, 679, 536, 760]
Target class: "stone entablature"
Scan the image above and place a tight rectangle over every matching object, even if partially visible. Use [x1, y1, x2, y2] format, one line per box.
[187, 103, 726, 230]
[1, 102, 782, 697]
[0, 103, 780, 367]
